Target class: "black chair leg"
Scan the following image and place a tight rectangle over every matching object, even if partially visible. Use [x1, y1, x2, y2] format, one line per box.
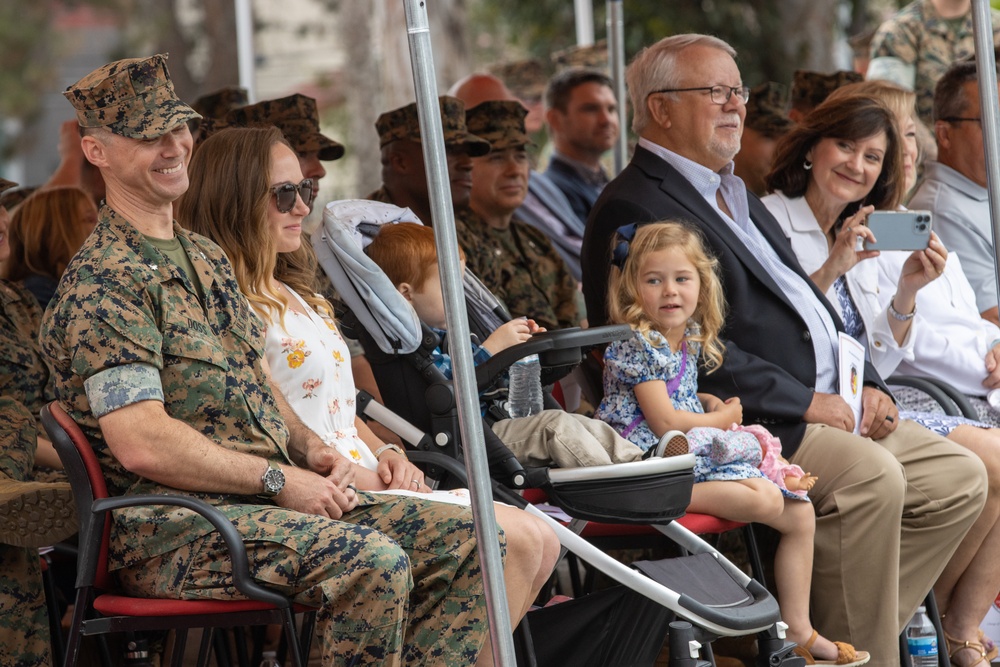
[232, 627, 250, 667]
[41, 552, 65, 666]
[513, 616, 538, 667]
[298, 611, 317, 665]
[923, 591, 948, 667]
[212, 630, 233, 667]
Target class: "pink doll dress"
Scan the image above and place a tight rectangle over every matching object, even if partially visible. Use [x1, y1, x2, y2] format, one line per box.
[685, 423, 811, 500]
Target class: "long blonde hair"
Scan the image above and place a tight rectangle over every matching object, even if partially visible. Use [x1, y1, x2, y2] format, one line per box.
[177, 126, 328, 321]
[607, 221, 727, 372]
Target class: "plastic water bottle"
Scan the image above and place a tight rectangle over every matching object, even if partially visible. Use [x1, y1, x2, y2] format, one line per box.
[259, 650, 282, 667]
[507, 353, 543, 418]
[906, 606, 938, 667]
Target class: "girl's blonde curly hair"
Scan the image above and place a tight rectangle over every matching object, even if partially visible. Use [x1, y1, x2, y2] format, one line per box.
[607, 221, 727, 372]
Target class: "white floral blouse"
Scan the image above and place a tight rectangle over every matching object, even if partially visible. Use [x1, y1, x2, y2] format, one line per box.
[264, 285, 380, 471]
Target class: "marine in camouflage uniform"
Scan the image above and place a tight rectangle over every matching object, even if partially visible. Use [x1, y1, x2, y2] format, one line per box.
[868, 0, 1000, 126]
[0, 400, 55, 667]
[460, 100, 581, 330]
[0, 181, 75, 667]
[47, 54, 498, 666]
[366, 96, 490, 229]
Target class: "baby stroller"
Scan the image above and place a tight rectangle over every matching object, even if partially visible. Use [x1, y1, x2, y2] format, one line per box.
[314, 199, 802, 667]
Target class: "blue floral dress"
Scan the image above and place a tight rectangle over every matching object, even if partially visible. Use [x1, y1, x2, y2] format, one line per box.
[596, 329, 701, 452]
[597, 328, 807, 500]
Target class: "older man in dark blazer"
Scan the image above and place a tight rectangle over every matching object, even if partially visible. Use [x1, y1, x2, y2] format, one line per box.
[583, 34, 987, 667]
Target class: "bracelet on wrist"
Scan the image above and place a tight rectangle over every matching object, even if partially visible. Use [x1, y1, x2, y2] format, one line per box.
[374, 444, 405, 460]
[887, 296, 916, 321]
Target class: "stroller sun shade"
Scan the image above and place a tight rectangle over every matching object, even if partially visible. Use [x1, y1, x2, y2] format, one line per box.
[313, 199, 509, 355]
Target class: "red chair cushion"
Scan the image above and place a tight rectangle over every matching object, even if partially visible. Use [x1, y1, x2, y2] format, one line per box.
[93, 594, 314, 617]
[676, 512, 746, 534]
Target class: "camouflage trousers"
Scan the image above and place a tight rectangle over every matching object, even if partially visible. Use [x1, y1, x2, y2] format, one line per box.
[0, 398, 51, 667]
[116, 493, 503, 666]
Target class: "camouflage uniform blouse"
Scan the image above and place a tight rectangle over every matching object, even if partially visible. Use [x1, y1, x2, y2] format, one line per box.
[40, 207, 291, 568]
[0, 279, 50, 418]
[869, 0, 1000, 125]
[455, 207, 580, 331]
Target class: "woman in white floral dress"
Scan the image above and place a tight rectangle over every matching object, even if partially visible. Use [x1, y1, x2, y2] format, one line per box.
[178, 125, 561, 632]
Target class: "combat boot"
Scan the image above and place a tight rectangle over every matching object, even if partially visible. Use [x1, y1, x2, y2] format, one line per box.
[0, 475, 77, 547]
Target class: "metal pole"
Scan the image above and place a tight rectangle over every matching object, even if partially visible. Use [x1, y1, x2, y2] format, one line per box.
[234, 0, 257, 102]
[574, 0, 595, 46]
[606, 0, 627, 174]
[401, 2, 515, 665]
[971, 0, 1000, 303]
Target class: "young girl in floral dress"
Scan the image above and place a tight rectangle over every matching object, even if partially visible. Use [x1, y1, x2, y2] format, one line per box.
[596, 221, 866, 666]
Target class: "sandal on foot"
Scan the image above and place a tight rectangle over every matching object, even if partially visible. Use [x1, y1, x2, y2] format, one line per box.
[793, 630, 872, 667]
[945, 630, 994, 667]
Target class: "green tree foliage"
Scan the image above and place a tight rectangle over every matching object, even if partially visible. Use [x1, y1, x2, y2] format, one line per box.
[474, 0, 818, 88]
[0, 2, 57, 121]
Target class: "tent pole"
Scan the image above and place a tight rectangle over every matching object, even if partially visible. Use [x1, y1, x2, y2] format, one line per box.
[607, 0, 627, 175]
[401, 2, 516, 665]
[234, 0, 257, 103]
[971, 0, 1000, 301]
[575, 0, 595, 46]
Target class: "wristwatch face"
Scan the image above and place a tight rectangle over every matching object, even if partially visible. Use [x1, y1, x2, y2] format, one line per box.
[262, 465, 285, 496]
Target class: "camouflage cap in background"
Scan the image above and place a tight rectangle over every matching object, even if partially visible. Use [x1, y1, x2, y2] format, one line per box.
[791, 69, 864, 112]
[0, 178, 16, 195]
[745, 82, 794, 138]
[552, 40, 609, 73]
[192, 86, 248, 120]
[465, 100, 532, 152]
[488, 59, 548, 102]
[224, 94, 345, 161]
[64, 54, 201, 140]
[375, 96, 491, 156]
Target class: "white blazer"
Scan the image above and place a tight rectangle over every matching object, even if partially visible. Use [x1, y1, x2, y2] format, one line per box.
[876, 250, 999, 397]
[761, 191, 915, 378]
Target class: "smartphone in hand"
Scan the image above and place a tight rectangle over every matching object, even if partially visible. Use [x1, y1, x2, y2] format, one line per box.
[863, 211, 932, 251]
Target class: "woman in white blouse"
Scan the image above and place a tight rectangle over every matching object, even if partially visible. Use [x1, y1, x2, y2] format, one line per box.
[762, 84, 1000, 667]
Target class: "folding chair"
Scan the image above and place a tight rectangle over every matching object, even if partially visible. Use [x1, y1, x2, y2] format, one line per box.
[40, 402, 316, 667]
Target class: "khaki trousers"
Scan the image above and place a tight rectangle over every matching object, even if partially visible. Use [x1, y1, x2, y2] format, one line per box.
[492, 409, 645, 468]
[791, 420, 987, 667]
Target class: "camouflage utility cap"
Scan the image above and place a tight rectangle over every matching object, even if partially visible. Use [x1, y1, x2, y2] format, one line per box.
[376, 96, 490, 156]
[465, 100, 532, 151]
[225, 94, 345, 161]
[192, 86, 248, 120]
[552, 41, 609, 72]
[490, 59, 547, 101]
[64, 54, 201, 140]
[745, 82, 794, 138]
[0, 178, 16, 195]
[791, 69, 863, 111]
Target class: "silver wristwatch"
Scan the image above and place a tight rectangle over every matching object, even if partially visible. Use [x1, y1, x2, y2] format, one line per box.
[258, 460, 285, 498]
